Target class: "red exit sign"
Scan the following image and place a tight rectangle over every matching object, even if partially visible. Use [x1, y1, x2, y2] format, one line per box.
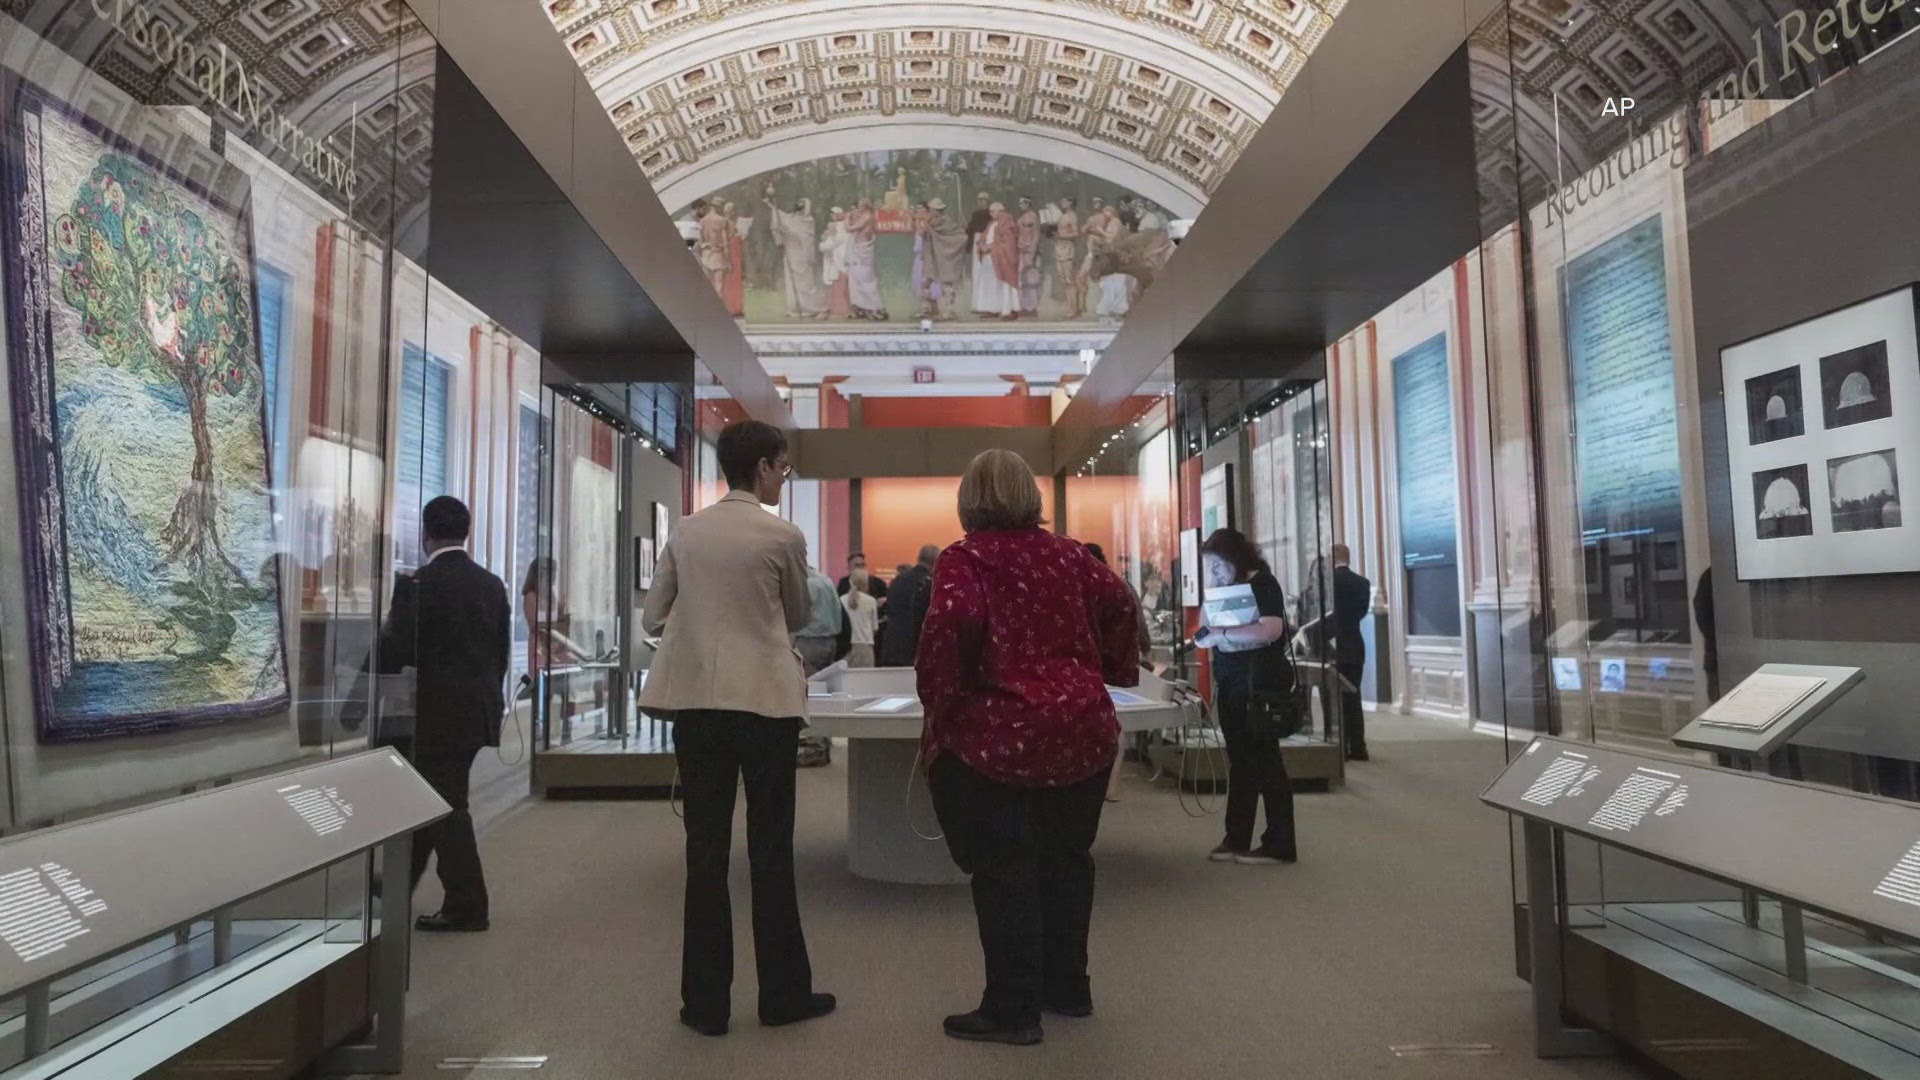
[912, 366, 937, 384]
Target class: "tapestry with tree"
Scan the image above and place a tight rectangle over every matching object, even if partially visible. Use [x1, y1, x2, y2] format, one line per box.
[4, 86, 287, 741]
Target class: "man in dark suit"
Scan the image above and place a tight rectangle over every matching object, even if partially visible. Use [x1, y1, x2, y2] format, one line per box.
[1329, 544, 1372, 762]
[877, 544, 939, 667]
[370, 496, 511, 932]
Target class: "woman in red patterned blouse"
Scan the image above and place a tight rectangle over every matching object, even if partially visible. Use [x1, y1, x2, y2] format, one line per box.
[918, 449, 1141, 1046]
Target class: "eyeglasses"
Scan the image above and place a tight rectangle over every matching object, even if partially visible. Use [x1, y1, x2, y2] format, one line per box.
[768, 458, 792, 477]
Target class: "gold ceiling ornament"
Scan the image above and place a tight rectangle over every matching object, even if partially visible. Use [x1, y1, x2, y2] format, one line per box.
[590, 26, 1291, 195]
[549, 0, 1341, 91]
[547, 0, 1345, 197]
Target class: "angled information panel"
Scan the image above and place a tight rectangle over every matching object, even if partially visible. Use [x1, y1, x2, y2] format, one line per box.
[1671, 664, 1863, 758]
[0, 750, 447, 998]
[1485, 737, 1920, 940]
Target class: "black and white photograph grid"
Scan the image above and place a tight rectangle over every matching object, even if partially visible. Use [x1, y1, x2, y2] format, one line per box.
[1753, 464, 1814, 541]
[1820, 340, 1894, 430]
[1719, 285, 1920, 579]
[1745, 365, 1805, 445]
[1828, 449, 1902, 534]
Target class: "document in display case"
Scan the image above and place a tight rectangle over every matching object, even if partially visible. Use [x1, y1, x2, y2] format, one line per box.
[1671, 663, 1862, 758]
[0, 749, 447, 998]
[1484, 736, 1920, 939]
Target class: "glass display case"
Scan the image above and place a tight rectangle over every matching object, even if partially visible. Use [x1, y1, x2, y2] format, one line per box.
[0, 0, 443, 1069]
[526, 375, 690, 794]
[0, 4, 577, 1070]
[1459, 2, 1920, 1075]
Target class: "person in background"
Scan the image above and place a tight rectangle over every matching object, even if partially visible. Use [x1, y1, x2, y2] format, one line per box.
[1197, 528, 1297, 866]
[794, 565, 850, 767]
[1328, 544, 1372, 762]
[837, 552, 889, 603]
[639, 420, 835, 1038]
[842, 568, 880, 667]
[919, 450, 1140, 1046]
[365, 496, 511, 932]
[878, 544, 940, 666]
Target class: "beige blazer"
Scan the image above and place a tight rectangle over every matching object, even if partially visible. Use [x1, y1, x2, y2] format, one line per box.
[639, 490, 812, 720]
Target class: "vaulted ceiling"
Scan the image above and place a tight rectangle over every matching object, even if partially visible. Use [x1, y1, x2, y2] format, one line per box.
[547, 0, 1347, 212]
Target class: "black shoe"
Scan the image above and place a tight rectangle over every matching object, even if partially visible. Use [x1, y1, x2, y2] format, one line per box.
[1208, 842, 1244, 862]
[415, 911, 488, 932]
[679, 1008, 728, 1037]
[1044, 1001, 1093, 1018]
[1347, 747, 1370, 761]
[761, 992, 836, 1027]
[943, 1010, 1043, 1045]
[1233, 845, 1297, 866]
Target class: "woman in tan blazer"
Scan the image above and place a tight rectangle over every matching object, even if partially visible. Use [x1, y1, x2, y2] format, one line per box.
[638, 420, 835, 1038]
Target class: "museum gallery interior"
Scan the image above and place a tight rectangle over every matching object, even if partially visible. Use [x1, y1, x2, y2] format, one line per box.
[0, 0, 1918, 1076]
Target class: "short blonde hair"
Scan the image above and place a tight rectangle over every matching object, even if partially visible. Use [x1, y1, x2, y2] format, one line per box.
[958, 449, 1045, 533]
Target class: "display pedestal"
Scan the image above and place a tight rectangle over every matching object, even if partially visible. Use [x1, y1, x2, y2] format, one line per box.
[844, 739, 964, 886]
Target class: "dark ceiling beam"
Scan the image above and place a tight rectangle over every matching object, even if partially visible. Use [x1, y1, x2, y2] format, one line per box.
[1053, 0, 1502, 466]
[404, 0, 791, 428]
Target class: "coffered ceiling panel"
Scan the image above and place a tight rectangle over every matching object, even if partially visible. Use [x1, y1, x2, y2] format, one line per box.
[547, 0, 1347, 201]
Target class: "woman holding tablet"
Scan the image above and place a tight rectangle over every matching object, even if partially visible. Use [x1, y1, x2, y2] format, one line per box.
[917, 449, 1141, 1046]
[1197, 528, 1298, 866]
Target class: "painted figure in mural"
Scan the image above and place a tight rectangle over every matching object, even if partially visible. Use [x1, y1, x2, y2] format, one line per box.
[966, 191, 993, 290]
[722, 201, 746, 317]
[696, 198, 731, 302]
[846, 196, 887, 320]
[1079, 196, 1110, 290]
[1117, 193, 1143, 233]
[1015, 196, 1041, 318]
[746, 189, 780, 291]
[766, 187, 829, 320]
[882, 167, 911, 213]
[820, 206, 851, 319]
[910, 201, 937, 311]
[1052, 196, 1084, 318]
[1091, 201, 1176, 304]
[1090, 202, 1134, 322]
[973, 202, 1022, 319]
[921, 197, 970, 320]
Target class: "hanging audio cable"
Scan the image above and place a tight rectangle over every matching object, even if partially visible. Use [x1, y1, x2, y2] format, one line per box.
[494, 673, 533, 767]
[907, 744, 945, 842]
[1175, 684, 1226, 819]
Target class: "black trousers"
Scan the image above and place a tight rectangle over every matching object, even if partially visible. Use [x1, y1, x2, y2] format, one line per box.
[928, 753, 1108, 1026]
[382, 736, 488, 920]
[1215, 684, 1297, 856]
[674, 711, 813, 1023]
[1316, 660, 1368, 753]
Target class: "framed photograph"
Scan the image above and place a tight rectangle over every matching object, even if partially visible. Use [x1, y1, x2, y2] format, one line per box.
[1719, 285, 1920, 579]
[1599, 658, 1628, 694]
[652, 501, 672, 548]
[1200, 463, 1234, 536]
[1551, 657, 1584, 692]
[636, 537, 656, 590]
[1744, 365, 1805, 444]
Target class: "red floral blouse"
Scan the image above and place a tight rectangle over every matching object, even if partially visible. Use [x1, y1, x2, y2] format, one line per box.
[916, 528, 1142, 787]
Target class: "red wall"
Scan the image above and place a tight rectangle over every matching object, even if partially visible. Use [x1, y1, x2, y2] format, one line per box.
[861, 395, 1052, 428]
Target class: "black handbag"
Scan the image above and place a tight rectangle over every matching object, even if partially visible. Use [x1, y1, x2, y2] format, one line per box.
[1245, 646, 1304, 740]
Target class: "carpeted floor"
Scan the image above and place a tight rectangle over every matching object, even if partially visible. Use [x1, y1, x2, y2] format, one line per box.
[390, 716, 1657, 1079]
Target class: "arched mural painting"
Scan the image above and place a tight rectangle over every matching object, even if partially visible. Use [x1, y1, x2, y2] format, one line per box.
[677, 150, 1180, 327]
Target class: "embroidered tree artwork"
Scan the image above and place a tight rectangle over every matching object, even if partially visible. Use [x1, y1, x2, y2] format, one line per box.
[6, 88, 287, 740]
[54, 156, 261, 662]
